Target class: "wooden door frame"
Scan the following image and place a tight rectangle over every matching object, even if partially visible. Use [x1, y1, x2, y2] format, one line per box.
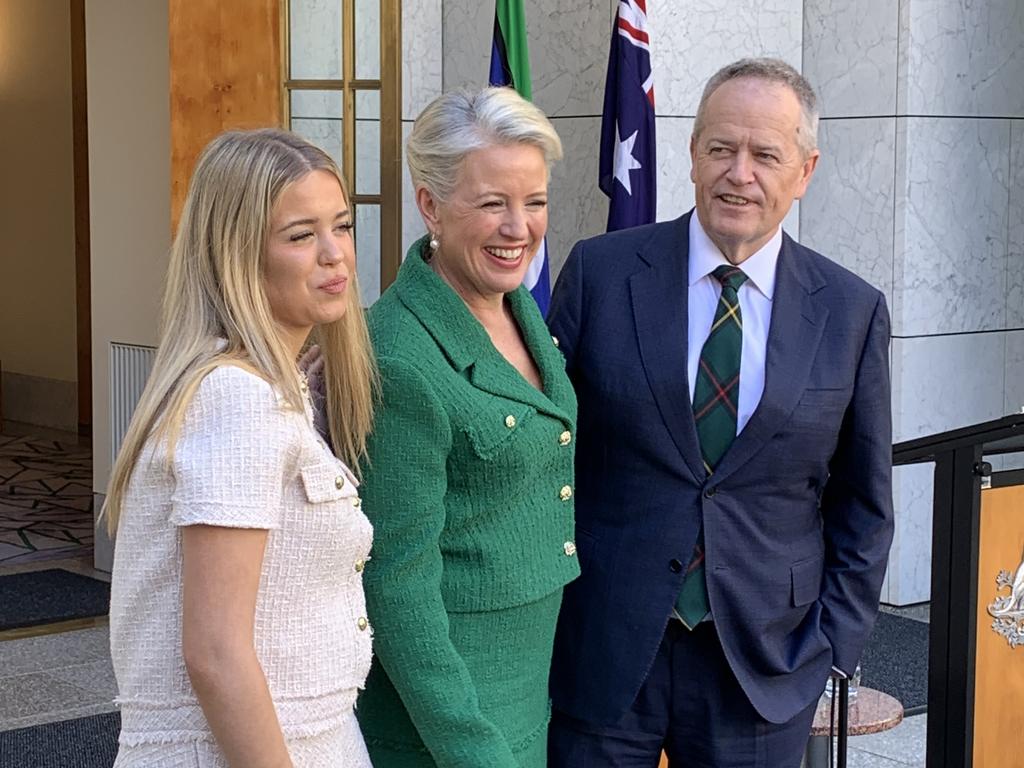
[71, 0, 92, 436]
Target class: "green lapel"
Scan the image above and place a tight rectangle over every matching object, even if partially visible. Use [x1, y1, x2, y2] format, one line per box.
[394, 237, 572, 425]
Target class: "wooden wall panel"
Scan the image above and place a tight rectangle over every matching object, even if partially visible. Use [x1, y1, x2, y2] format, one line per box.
[169, 0, 282, 230]
[973, 486, 1024, 767]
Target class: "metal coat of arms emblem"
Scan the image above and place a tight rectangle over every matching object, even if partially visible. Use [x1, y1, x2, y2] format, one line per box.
[988, 545, 1024, 649]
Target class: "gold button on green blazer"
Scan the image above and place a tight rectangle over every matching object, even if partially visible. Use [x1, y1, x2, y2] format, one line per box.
[357, 239, 580, 767]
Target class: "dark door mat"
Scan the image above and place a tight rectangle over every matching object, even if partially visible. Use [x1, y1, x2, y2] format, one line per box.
[0, 712, 119, 768]
[859, 611, 929, 713]
[0, 569, 109, 631]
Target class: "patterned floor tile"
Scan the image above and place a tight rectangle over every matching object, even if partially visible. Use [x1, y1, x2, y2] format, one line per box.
[0, 434, 94, 567]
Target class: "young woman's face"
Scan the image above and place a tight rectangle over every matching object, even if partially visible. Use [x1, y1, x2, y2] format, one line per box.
[263, 170, 355, 354]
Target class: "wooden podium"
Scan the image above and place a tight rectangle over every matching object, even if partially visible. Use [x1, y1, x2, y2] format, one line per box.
[894, 415, 1024, 768]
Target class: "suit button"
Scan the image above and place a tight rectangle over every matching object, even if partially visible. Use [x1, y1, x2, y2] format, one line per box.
[505, 414, 517, 429]
[335, 475, 345, 490]
[669, 558, 683, 573]
[354, 559, 365, 573]
[559, 485, 573, 501]
[352, 497, 362, 508]
[563, 541, 577, 556]
[558, 430, 572, 446]
[552, 335, 560, 347]
[357, 617, 368, 631]
[703, 486, 717, 499]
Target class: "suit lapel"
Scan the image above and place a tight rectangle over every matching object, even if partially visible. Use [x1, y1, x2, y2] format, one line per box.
[711, 235, 829, 484]
[395, 243, 570, 425]
[468, 289, 571, 424]
[629, 214, 706, 484]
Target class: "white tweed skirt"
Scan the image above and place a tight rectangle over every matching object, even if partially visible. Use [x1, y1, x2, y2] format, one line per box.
[112, 713, 371, 767]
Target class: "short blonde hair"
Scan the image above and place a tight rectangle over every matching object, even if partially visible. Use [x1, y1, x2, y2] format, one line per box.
[103, 128, 377, 533]
[407, 86, 563, 202]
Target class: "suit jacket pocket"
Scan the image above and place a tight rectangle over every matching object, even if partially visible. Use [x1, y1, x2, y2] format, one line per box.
[462, 402, 535, 459]
[791, 555, 824, 607]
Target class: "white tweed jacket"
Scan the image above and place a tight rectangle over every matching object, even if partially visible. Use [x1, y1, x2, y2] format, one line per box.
[109, 365, 373, 749]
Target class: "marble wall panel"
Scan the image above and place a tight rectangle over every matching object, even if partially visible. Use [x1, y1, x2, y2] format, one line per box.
[401, 121, 425, 257]
[887, 463, 934, 605]
[899, 0, 1024, 118]
[403, 0, 443, 119]
[800, 117, 896, 305]
[355, 203, 381, 304]
[441, 0, 493, 93]
[546, 117, 608, 279]
[802, 0, 898, 118]
[888, 331, 1008, 604]
[1008, 121, 1024, 328]
[354, 0, 380, 80]
[290, 118, 343, 171]
[442, 0, 610, 119]
[892, 332, 1006, 443]
[526, 0, 611, 118]
[656, 116, 695, 223]
[647, 0, 802, 117]
[893, 118, 1010, 337]
[289, 0, 342, 79]
[290, 89, 344, 119]
[1004, 331, 1024, 417]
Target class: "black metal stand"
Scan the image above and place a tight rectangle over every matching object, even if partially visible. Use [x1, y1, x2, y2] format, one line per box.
[893, 413, 1024, 768]
[836, 678, 849, 768]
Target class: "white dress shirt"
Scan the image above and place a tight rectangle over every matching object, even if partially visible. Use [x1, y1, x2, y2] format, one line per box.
[687, 213, 781, 436]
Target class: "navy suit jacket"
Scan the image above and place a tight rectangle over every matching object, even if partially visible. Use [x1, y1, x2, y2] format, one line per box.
[548, 212, 894, 726]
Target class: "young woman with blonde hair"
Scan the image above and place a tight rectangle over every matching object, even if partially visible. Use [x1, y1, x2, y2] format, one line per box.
[105, 128, 377, 767]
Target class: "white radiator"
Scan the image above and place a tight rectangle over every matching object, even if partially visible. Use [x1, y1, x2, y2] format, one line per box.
[109, 342, 156, 462]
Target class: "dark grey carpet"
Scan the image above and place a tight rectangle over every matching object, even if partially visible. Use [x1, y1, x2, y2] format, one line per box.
[860, 611, 929, 713]
[0, 569, 109, 631]
[0, 712, 118, 768]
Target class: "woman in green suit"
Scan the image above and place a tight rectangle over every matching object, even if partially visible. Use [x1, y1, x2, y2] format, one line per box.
[356, 87, 579, 767]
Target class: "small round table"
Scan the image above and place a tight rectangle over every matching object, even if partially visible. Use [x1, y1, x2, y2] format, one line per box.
[802, 686, 904, 767]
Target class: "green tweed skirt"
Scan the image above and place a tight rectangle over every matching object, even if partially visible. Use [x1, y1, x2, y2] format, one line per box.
[359, 588, 563, 767]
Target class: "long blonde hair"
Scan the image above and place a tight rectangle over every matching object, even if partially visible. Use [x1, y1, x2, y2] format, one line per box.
[103, 128, 377, 534]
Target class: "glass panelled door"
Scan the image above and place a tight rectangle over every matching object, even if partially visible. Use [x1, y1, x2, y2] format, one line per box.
[283, 0, 401, 303]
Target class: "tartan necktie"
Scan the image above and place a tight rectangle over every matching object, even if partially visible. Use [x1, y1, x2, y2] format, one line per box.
[676, 264, 748, 628]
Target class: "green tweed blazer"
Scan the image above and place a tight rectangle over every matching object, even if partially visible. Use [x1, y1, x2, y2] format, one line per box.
[356, 239, 580, 766]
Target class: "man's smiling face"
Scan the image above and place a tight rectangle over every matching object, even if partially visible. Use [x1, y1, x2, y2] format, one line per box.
[690, 77, 819, 264]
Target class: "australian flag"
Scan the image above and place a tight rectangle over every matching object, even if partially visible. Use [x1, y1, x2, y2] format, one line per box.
[600, 0, 656, 232]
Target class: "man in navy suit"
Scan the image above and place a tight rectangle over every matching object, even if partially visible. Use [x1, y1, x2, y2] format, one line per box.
[547, 58, 894, 767]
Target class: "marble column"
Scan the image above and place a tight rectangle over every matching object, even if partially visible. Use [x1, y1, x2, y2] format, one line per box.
[803, 0, 1024, 604]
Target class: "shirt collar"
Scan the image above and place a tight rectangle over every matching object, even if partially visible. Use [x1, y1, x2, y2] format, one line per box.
[687, 211, 782, 300]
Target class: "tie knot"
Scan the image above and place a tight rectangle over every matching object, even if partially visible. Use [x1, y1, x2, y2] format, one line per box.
[712, 265, 748, 293]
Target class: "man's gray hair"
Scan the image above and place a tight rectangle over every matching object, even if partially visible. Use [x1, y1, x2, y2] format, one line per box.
[694, 58, 819, 157]
[406, 86, 563, 203]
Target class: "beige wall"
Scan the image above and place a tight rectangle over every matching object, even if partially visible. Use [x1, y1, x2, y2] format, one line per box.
[0, 0, 78, 382]
[86, 0, 169, 495]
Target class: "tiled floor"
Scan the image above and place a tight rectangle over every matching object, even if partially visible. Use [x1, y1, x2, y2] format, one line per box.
[0, 621, 116, 733]
[0, 422, 93, 567]
[844, 713, 927, 766]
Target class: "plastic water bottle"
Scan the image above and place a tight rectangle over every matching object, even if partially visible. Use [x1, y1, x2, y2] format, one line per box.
[822, 664, 862, 701]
